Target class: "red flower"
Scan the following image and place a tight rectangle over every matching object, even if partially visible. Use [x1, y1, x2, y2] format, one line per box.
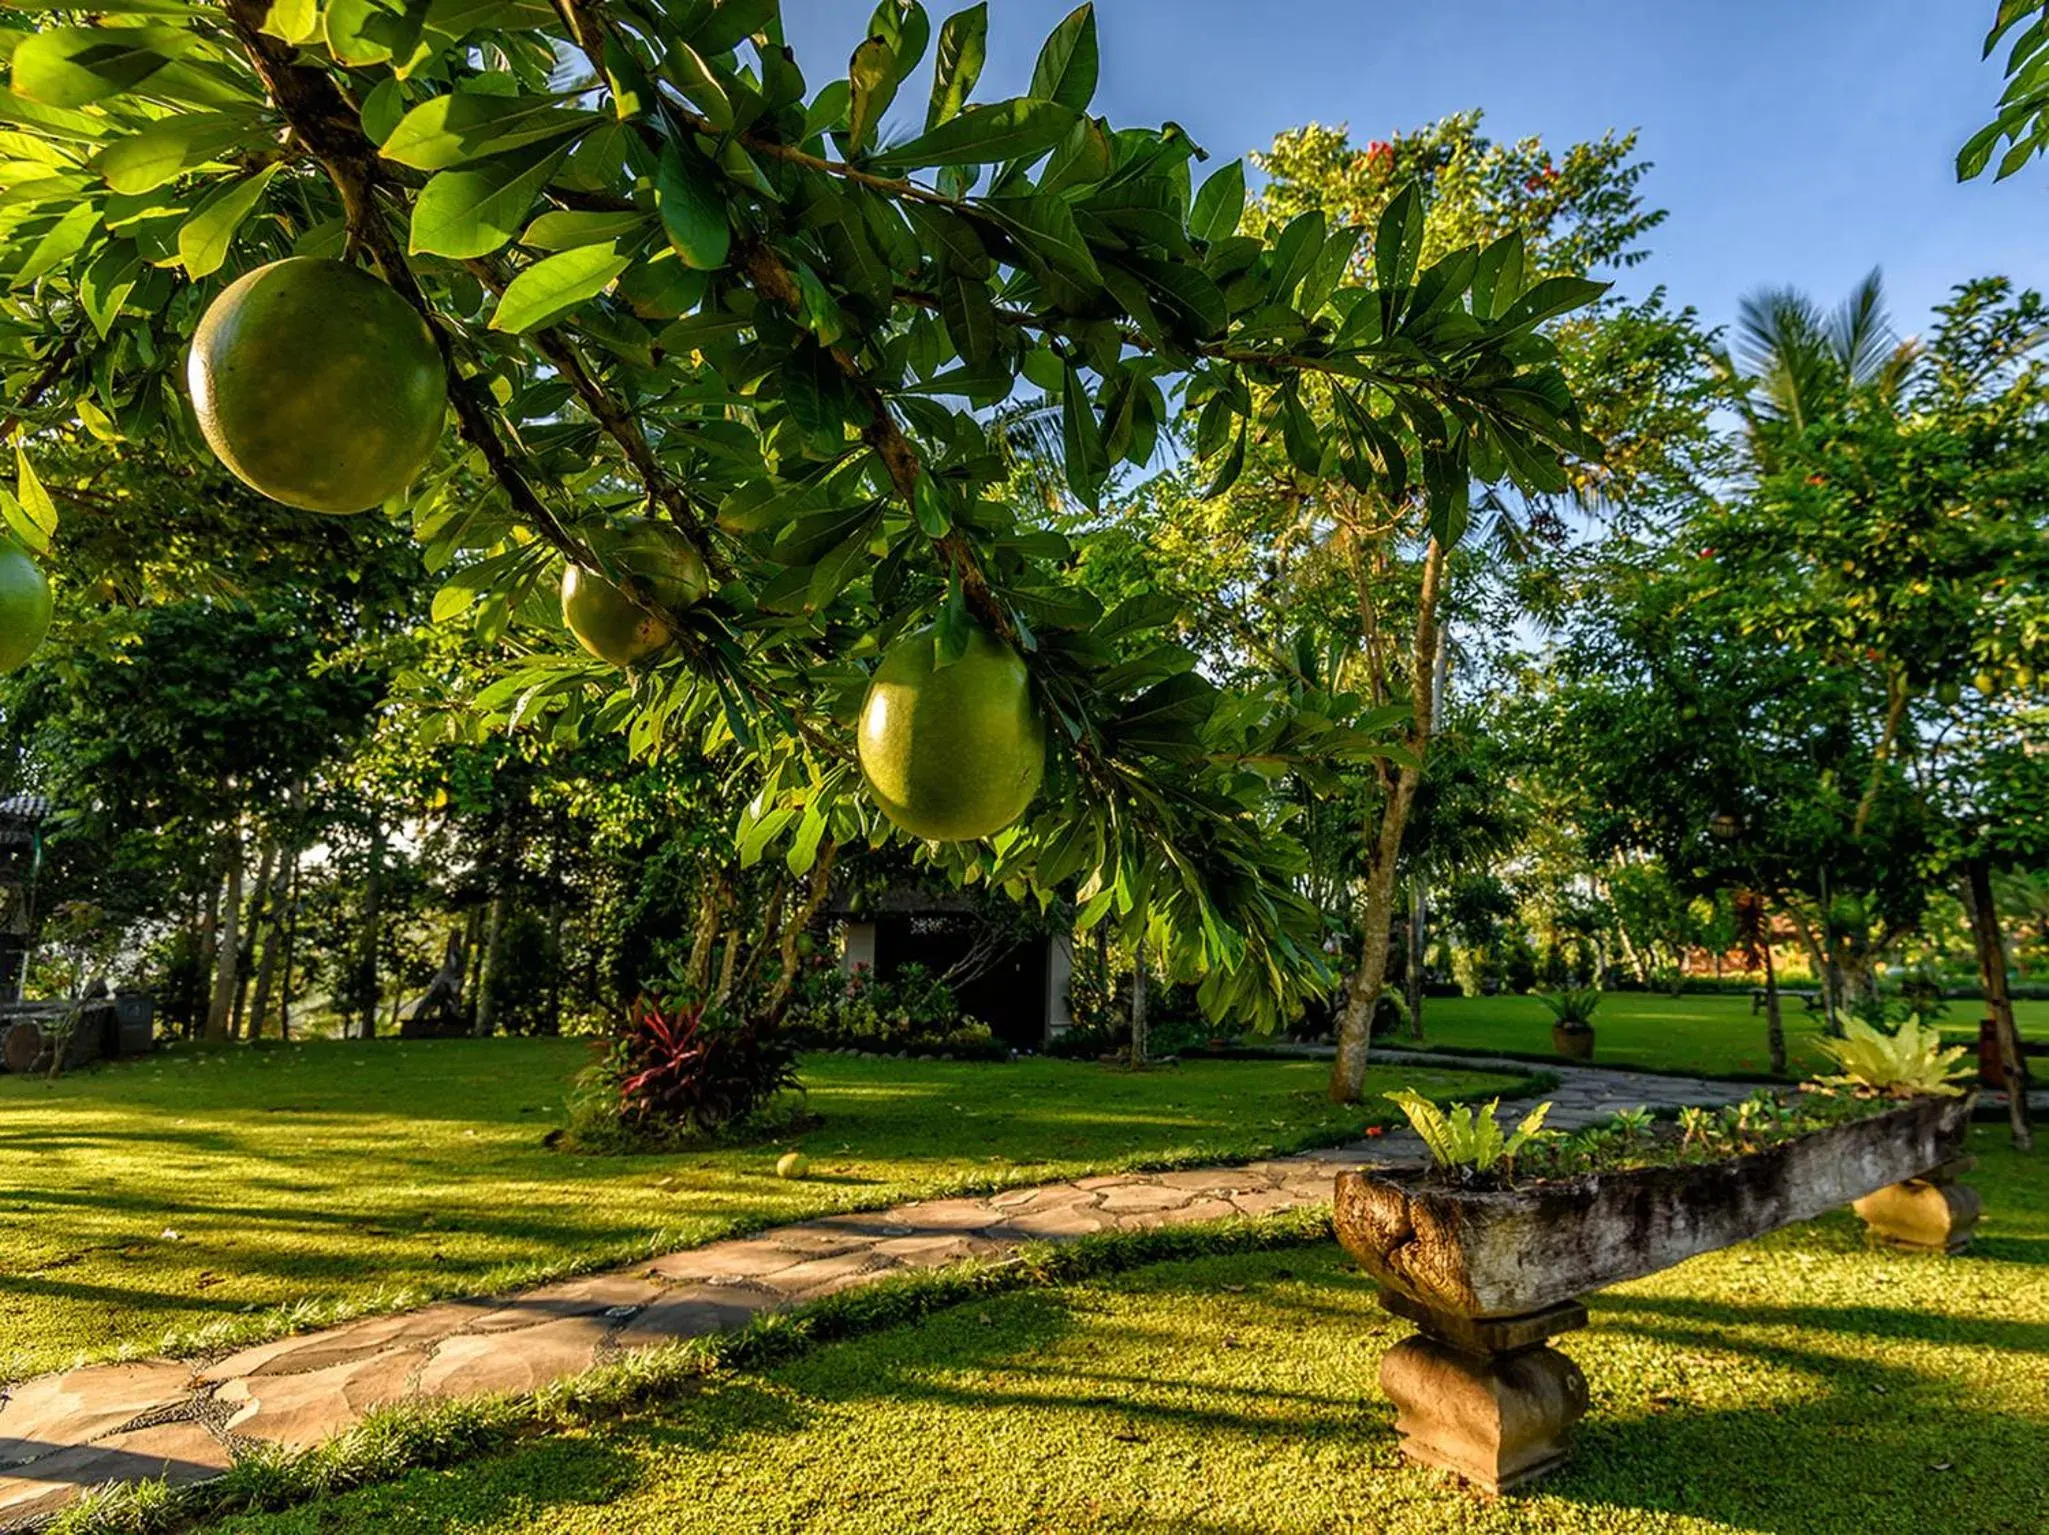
[1806, 473, 1828, 486]
[1365, 1125, 1386, 1138]
[1699, 547, 1715, 558]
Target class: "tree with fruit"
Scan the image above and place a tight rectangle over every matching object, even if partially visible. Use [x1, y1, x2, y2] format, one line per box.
[0, 1, 1602, 1079]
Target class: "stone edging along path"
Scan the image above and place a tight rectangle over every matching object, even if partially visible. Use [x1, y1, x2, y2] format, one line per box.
[0, 1055, 1752, 1528]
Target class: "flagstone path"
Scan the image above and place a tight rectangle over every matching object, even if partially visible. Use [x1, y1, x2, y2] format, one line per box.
[0, 1055, 1790, 1527]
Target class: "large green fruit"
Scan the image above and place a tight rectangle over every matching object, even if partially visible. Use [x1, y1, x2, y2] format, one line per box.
[188, 258, 448, 513]
[858, 626, 1046, 842]
[0, 546, 51, 674]
[562, 518, 709, 667]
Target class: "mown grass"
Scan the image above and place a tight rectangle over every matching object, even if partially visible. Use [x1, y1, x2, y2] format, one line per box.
[1404, 990, 2049, 1079]
[193, 1126, 2048, 1535]
[0, 1037, 1523, 1380]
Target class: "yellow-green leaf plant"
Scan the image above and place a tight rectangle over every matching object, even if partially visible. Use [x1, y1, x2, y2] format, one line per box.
[1814, 1015, 1971, 1098]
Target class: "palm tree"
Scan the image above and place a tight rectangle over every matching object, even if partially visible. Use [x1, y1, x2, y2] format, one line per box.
[1713, 268, 1919, 470]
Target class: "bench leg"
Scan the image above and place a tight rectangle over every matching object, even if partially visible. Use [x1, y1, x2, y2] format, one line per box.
[1376, 1293, 1590, 1494]
[1854, 1157, 1981, 1254]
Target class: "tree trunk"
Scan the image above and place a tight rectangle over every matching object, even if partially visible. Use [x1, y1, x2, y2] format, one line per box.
[1964, 855, 2032, 1152]
[277, 854, 300, 1039]
[232, 831, 277, 1039]
[475, 887, 509, 1037]
[1130, 937, 1149, 1067]
[1761, 911, 1787, 1078]
[204, 828, 244, 1043]
[248, 842, 296, 1040]
[1404, 879, 1427, 1039]
[1330, 537, 1447, 1103]
[354, 816, 384, 1040]
[195, 860, 222, 1041]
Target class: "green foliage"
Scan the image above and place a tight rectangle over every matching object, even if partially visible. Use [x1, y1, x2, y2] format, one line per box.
[0, 1, 1607, 1036]
[1814, 1015, 1971, 1098]
[1960, 1, 2049, 181]
[1515, 1086, 1897, 1180]
[1537, 984, 1601, 1030]
[1384, 1086, 1551, 1172]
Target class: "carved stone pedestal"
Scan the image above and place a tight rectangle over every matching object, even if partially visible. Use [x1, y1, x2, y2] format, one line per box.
[1853, 1156, 1981, 1253]
[1376, 1291, 1589, 1493]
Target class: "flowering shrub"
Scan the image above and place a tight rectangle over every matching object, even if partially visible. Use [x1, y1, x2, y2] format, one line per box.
[565, 997, 800, 1151]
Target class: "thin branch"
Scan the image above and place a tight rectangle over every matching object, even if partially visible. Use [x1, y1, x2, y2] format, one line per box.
[0, 327, 84, 442]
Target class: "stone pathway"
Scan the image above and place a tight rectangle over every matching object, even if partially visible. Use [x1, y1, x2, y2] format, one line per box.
[0, 1055, 1757, 1528]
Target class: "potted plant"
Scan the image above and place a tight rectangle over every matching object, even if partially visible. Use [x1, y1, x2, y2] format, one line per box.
[1540, 984, 1599, 1060]
[1336, 1018, 1976, 1492]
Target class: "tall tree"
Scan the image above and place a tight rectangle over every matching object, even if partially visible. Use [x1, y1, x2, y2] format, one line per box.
[0, 3, 1604, 1058]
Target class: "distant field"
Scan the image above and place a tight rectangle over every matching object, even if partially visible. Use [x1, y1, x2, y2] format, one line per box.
[1398, 990, 2049, 1078]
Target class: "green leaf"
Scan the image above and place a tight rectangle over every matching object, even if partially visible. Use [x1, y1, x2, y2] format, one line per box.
[97, 112, 256, 195]
[690, 0, 780, 53]
[490, 244, 630, 332]
[1373, 181, 1423, 295]
[263, 0, 321, 44]
[911, 471, 953, 536]
[1029, 3, 1097, 111]
[984, 192, 1100, 282]
[1471, 230, 1523, 320]
[176, 163, 279, 277]
[937, 271, 996, 364]
[78, 240, 139, 337]
[1060, 362, 1106, 505]
[1188, 158, 1243, 244]
[1494, 273, 1608, 335]
[521, 208, 649, 250]
[13, 201, 99, 285]
[902, 201, 990, 277]
[927, 2, 987, 129]
[655, 140, 731, 270]
[869, 97, 1079, 169]
[0, 86, 108, 143]
[11, 25, 193, 108]
[14, 446, 58, 551]
[410, 145, 568, 259]
[380, 93, 596, 172]
[1126, 254, 1226, 338]
[846, 35, 896, 157]
[1201, 417, 1245, 498]
[1424, 446, 1470, 548]
[667, 41, 735, 131]
[1279, 385, 1323, 477]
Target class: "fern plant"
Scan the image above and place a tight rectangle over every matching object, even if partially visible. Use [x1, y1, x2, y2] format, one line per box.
[1815, 1015, 1970, 1098]
[1385, 1089, 1554, 1173]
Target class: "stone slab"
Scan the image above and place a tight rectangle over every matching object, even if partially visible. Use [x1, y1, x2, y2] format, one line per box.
[0, 1420, 228, 1523]
[198, 1301, 493, 1384]
[0, 1361, 195, 1465]
[414, 1316, 609, 1400]
[465, 1273, 669, 1333]
[217, 1350, 419, 1446]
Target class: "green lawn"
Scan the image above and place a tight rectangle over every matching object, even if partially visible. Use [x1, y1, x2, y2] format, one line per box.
[0, 1037, 1522, 1381]
[205, 1127, 2048, 1535]
[1402, 991, 2049, 1079]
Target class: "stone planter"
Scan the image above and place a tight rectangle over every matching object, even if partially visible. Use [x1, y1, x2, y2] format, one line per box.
[1334, 1094, 1975, 1492]
[1550, 1023, 1594, 1061]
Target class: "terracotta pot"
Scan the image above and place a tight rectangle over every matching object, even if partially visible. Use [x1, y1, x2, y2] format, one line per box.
[1551, 1023, 1595, 1061]
[1334, 1094, 1974, 1320]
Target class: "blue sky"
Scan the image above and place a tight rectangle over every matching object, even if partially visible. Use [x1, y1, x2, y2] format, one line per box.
[780, 0, 2049, 340]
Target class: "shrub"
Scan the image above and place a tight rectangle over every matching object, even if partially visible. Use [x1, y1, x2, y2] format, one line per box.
[1815, 1015, 1970, 1098]
[565, 998, 801, 1151]
[1538, 985, 1602, 1032]
[788, 962, 1005, 1055]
